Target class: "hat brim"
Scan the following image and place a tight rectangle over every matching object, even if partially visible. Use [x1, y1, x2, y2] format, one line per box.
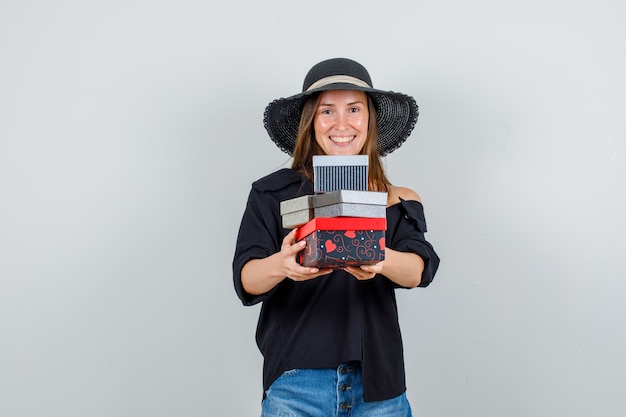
[263, 85, 418, 156]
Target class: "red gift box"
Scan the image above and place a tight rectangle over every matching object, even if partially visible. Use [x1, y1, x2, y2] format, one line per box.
[295, 217, 386, 268]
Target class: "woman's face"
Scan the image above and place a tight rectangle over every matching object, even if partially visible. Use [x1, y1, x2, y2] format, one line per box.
[313, 90, 369, 155]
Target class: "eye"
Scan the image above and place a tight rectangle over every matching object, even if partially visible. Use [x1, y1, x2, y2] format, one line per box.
[349, 107, 360, 113]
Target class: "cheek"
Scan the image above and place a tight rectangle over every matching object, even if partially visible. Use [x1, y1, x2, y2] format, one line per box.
[356, 115, 369, 132]
[314, 117, 331, 133]
[313, 123, 325, 146]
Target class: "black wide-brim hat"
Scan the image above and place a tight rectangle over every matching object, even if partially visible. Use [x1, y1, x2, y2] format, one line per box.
[263, 57, 419, 156]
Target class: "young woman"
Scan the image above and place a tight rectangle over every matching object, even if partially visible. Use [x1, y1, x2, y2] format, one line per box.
[233, 57, 440, 417]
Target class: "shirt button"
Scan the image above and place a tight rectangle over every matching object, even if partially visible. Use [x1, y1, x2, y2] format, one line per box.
[340, 384, 348, 392]
[340, 402, 352, 410]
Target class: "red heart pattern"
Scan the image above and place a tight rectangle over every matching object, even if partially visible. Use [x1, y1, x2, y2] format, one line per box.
[325, 239, 337, 253]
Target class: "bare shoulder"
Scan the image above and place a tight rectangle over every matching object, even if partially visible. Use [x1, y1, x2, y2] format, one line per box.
[387, 185, 422, 206]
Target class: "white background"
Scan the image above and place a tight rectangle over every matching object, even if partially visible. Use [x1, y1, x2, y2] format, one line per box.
[1, 1, 624, 416]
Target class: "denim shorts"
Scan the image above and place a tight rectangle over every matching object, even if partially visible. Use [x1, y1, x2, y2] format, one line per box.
[261, 362, 412, 417]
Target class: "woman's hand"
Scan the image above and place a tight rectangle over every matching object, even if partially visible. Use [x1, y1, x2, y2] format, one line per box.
[241, 229, 332, 296]
[343, 248, 424, 287]
[280, 229, 333, 282]
[343, 262, 384, 281]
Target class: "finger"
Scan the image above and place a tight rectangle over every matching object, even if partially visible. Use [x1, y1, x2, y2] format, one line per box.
[360, 263, 382, 274]
[344, 266, 375, 280]
[283, 230, 308, 254]
[290, 266, 333, 281]
[286, 239, 306, 256]
[281, 228, 298, 248]
[288, 268, 319, 281]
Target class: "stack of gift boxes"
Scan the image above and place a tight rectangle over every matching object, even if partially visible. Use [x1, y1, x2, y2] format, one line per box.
[280, 155, 388, 268]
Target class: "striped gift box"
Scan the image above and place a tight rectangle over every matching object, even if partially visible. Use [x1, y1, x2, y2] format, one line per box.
[313, 155, 368, 193]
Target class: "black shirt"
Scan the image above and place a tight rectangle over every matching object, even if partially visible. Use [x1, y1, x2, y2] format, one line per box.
[233, 169, 440, 402]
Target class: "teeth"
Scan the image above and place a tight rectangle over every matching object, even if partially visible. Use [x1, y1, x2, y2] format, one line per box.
[330, 136, 354, 143]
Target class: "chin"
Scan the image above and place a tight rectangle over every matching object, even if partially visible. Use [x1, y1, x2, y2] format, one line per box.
[326, 144, 361, 155]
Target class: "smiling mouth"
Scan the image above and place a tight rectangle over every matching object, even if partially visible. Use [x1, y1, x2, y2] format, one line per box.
[330, 136, 355, 144]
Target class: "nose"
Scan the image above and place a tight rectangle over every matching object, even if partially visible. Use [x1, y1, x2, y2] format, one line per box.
[336, 110, 348, 131]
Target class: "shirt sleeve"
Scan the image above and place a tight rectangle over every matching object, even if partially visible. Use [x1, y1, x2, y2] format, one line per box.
[387, 198, 440, 287]
[232, 186, 283, 306]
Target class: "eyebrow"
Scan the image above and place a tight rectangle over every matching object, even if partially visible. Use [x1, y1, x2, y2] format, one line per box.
[318, 100, 366, 107]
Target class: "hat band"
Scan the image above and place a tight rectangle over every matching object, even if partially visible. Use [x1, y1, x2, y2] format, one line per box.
[305, 75, 372, 92]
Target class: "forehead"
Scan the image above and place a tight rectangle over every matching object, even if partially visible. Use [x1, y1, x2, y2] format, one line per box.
[318, 89, 368, 103]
